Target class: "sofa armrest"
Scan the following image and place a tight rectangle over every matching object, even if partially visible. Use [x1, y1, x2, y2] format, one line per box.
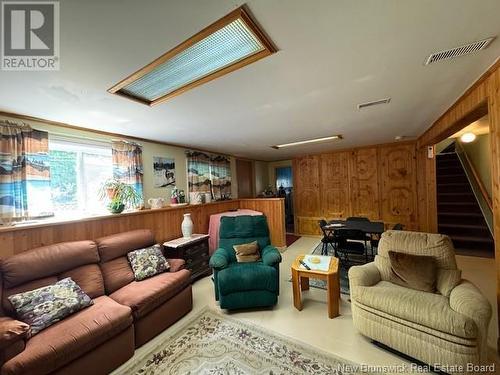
[166, 258, 185, 272]
[449, 281, 491, 330]
[348, 262, 381, 288]
[261, 246, 281, 266]
[209, 248, 230, 270]
[0, 317, 29, 365]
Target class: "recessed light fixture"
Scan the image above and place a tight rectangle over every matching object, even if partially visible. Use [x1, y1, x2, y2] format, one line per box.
[460, 132, 476, 143]
[108, 5, 276, 106]
[271, 135, 343, 149]
[357, 98, 391, 109]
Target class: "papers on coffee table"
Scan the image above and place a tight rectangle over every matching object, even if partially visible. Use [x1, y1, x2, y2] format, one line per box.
[300, 255, 331, 272]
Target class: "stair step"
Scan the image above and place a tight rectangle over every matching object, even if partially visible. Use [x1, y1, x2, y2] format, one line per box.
[439, 223, 488, 230]
[449, 235, 494, 244]
[438, 212, 483, 217]
[438, 202, 476, 206]
[438, 192, 474, 196]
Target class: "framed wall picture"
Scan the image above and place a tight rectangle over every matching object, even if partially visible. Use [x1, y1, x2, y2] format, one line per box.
[153, 157, 175, 187]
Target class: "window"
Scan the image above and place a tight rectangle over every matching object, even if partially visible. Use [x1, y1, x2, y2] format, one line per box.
[276, 167, 292, 189]
[49, 136, 112, 217]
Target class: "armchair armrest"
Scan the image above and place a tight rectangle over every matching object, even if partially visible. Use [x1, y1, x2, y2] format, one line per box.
[0, 317, 29, 365]
[209, 248, 231, 270]
[449, 281, 491, 330]
[166, 258, 185, 272]
[449, 281, 491, 361]
[261, 246, 281, 266]
[348, 262, 381, 288]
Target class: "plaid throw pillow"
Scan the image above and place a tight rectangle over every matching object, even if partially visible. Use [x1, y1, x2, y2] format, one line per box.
[127, 245, 170, 281]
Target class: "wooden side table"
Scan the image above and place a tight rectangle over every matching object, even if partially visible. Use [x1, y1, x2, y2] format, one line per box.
[291, 255, 340, 318]
[163, 234, 211, 281]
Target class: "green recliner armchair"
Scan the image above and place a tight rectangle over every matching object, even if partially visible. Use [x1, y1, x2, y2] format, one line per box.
[209, 215, 282, 310]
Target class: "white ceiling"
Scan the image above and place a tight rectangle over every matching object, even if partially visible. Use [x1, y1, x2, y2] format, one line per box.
[0, 0, 499, 161]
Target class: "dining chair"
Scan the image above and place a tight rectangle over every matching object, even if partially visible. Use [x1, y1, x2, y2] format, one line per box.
[319, 220, 337, 256]
[335, 228, 368, 267]
[346, 216, 370, 222]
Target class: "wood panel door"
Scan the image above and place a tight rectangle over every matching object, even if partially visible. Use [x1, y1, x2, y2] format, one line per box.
[379, 144, 418, 229]
[293, 156, 321, 217]
[236, 159, 255, 198]
[349, 148, 380, 220]
[320, 152, 350, 219]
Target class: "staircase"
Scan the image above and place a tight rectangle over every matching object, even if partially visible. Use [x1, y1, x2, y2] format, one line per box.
[436, 144, 494, 256]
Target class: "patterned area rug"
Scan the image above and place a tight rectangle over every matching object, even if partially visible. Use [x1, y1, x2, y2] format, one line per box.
[122, 308, 369, 374]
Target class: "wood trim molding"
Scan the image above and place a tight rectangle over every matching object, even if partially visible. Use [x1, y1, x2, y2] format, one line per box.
[108, 5, 277, 106]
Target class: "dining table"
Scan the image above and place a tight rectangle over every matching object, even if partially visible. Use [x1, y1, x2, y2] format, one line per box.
[324, 219, 385, 235]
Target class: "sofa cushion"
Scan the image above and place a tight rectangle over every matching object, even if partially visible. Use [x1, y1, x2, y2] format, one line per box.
[109, 269, 191, 319]
[8, 278, 93, 337]
[96, 230, 155, 262]
[59, 264, 105, 299]
[0, 241, 99, 289]
[2, 296, 132, 375]
[217, 263, 277, 296]
[127, 245, 169, 281]
[388, 251, 437, 292]
[353, 281, 478, 339]
[100, 257, 135, 294]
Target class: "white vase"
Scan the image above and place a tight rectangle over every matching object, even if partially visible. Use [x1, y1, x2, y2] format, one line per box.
[181, 213, 193, 238]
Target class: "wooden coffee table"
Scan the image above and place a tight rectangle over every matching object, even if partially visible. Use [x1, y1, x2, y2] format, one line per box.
[291, 255, 340, 318]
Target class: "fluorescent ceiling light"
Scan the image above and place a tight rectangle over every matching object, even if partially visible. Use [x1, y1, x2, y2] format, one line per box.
[109, 6, 276, 106]
[272, 135, 343, 149]
[460, 132, 476, 143]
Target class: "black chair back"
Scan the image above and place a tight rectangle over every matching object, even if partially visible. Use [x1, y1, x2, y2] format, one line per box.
[392, 223, 404, 230]
[336, 228, 367, 242]
[346, 216, 370, 223]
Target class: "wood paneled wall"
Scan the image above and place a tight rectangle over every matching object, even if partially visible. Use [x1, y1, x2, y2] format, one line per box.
[416, 59, 500, 349]
[239, 198, 286, 246]
[0, 198, 286, 258]
[293, 142, 418, 235]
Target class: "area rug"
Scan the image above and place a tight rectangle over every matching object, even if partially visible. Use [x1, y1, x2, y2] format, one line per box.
[286, 233, 301, 247]
[122, 307, 370, 374]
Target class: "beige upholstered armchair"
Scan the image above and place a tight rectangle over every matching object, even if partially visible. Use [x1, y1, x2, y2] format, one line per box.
[349, 230, 492, 372]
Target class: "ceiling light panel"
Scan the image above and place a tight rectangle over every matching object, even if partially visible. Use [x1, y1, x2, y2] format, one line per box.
[109, 6, 276, 106]
[272, 135, 342, 149]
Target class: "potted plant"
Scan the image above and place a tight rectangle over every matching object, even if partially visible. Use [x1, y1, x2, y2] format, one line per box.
[98, 179, 141, 214]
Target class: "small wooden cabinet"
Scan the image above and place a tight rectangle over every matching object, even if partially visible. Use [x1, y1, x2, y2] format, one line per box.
[163, 234, 211, 281]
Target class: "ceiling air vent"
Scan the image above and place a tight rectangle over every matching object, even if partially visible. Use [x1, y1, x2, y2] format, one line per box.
[424, 37, 495, 65]
[357, 98, 391, 110]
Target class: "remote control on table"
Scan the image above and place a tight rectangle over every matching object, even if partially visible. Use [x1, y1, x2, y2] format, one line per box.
[299, 260, 311, 270]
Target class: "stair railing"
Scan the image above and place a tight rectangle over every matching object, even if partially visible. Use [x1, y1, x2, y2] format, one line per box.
[454, 142, 494, 236]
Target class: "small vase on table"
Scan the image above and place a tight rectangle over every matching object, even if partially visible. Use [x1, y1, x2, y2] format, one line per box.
[182, 213, 193, 238]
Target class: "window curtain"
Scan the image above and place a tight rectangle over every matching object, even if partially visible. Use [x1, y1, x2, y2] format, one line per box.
[186, 151, 211, 193]
[186, 151, 231, 201]
[210, 154, 231, 200]
[0, 121, 52, 222]
[111, 140, 144, 204]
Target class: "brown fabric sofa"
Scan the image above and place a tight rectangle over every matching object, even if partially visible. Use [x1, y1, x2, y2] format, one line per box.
[0, 229, 193, 375]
